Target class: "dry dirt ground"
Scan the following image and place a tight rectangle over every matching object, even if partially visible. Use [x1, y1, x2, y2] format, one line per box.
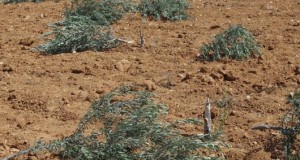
[0, 0, 299, 159]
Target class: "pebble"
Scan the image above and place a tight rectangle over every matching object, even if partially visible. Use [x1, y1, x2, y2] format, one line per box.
[18, 37, 34, 46]
[210, 72, 223, 80]
[217, 68, 226, 75]
[144, 80, 156, 91]
[115, 59, 131, 72]
[71, 68, 84, 74]
[199, 75, 215, 84]
[224, 71, 237, 81]
[294, 66, 300, 75]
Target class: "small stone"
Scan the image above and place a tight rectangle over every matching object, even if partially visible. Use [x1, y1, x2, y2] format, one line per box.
[71, 69, 84, 74]
[199, 66, 210, 73]
[289, 20, 300, 26]
[217, 68, 226, 75]
[78, 91, 89, 100]
[17, 123, 24, 129]
[210, 25, 221, 29]
[199, 75, 215, 84]
[96, 89, 104, 94]
[229, 111, 236, 116]
[145, 80, 156, 91]
[84, 66, 93, 75]
[7, 94, 16, 101]
[115, 59, 131, 72]
[10, 148, 19, 152]
[180, 73, 192, 82]
[19, 37, 34, 46]
[267, 45, 274, 50]
[3, 144, 10, 151]
[246, 95, 251, 100]
[2, 65, 13, 72]
[85, 95, 92, 102]
[248, 70, 257, 74]
[79, 86, 84, 90]
[294, 66, 300, 75]
[211, 107, 218, 119]
[224, 71, 237, 81]
[242, 133, 250, 139]
[0, 146, 5, 152]
[210, 72, 223, 80]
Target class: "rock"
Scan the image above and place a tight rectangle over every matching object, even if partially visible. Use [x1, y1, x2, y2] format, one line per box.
[288, 20, 300, 27]
[79, 85, 85, 90]
[202, 107, 218, 120]
[10, 148, 20, 152]
[84, 66, 93, 75]
[229, 110, 237, 116]
[21, 46, 30, 50]
[199, 75, 215, 84]
[16, 121, 26, 129]
[210, 72, 223, 80]
[2, 64, 13, 73]
[71, 68, 84, 74]
[19, 37, 34, 46]
[7, 94, 16, 101]
[217, 68, 226, 75]
[78, 91, 89, 100]
[115, 59, 131, 72]
[268, 45, 274, 50]
[252, 84, 263, 93]
[179, 72, 192, 82]
[248, 70, 257, 74]
[294, 66, 300, 75]
[144, 80, 156, 91]
[199, 66, 210, 73]
[246, 95, 251, 100]
[224, 71, 237, 81]
[95, 89, 105, 94]
[210, 25, 221, 29]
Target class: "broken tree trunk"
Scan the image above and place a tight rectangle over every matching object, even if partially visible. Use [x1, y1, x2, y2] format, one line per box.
[204, 98, 212, 134]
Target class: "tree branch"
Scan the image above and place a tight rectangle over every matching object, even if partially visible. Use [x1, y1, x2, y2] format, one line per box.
[251, 124, 281, 130]
[2, 148, 31, 160]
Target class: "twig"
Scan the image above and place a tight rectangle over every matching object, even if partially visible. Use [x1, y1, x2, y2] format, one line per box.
[116, 38, 135, 44]
[204, 98, 212, 134]
[251, 124, 281, 130]
[2, 148, 31, 160]
[139, 29, 144, 48]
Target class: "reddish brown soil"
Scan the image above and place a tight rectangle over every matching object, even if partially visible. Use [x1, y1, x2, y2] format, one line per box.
[0, 0, 299, 159]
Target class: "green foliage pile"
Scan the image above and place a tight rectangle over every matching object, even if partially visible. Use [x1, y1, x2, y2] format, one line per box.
[66, 0, 136, 26]
[36, 16, 119, 54]
[10, 86, 224, 160]
[138, 0, 190, 21]
[200, 25, 262, 61]
[35, 0, 136, 54]
[281, 90, 300, 159]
